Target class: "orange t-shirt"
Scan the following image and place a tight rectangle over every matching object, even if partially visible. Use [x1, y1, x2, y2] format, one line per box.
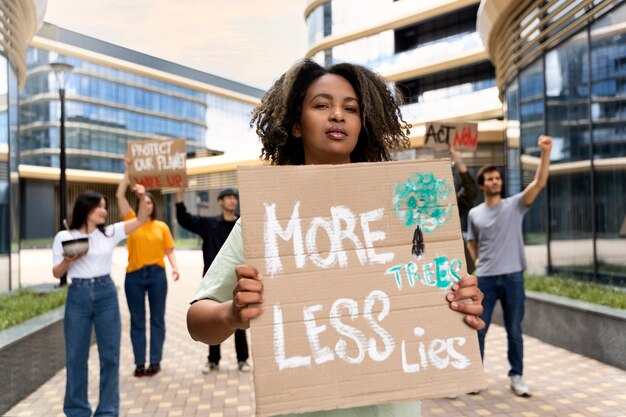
[123, 210, 175, 272]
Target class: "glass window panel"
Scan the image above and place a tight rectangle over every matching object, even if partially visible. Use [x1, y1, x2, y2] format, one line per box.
[544, 33, 594, 275]
[548, 172, 594, 273]
[546, 34, 590, 162]
[519, 59, 548, 249]
[0, 55, 9, 273]
[506, 81, 522, 196]
[591, 2, 626, 280]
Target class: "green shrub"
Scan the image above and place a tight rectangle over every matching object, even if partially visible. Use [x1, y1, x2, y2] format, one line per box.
[0, 288, 67, 331]
[525, 274, 626, 310]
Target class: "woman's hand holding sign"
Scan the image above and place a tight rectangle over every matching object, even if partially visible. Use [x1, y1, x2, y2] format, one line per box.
[447, 274, 485, 330]
[232, 265, 264, 326]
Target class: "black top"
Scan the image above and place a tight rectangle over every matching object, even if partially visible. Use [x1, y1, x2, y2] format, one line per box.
[456, 170, 478, 274]
[176, 202, 238, 275]
[457, 171, 477, 218]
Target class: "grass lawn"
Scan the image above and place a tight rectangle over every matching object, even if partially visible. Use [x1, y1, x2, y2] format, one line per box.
[0, 287, 67, 331]
[525, 274, 626, 310]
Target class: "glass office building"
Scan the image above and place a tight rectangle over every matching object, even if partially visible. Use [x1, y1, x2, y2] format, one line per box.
[21, 48, 209, 173]
[305, 0, 502, 146]
[19, 23, 263, 242]
[478, 0, 626, 285]
[0, 0, 46, 292]
[304, 0, 505, 247]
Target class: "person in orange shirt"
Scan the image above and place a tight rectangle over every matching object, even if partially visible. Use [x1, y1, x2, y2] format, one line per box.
[117, 164, 180, 377]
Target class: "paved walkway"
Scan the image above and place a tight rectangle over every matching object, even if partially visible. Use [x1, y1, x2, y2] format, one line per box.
[6, 249, 626, 417]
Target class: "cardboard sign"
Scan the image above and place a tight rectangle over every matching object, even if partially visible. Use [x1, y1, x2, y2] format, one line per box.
[424, 122, 479, 150]
[127, 138, 187, 189]
[238, 159, 487, 417]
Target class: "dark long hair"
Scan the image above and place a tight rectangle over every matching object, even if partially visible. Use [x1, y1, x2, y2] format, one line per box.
[251, 59, 411, 165]
[135, 191, 156, 221]
[69, 191, 108, 235]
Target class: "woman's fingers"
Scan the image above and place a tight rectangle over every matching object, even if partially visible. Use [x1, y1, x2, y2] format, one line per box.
[233, 270, 263, 305]
[464, 314, 486, 330]
[133, 183, 146, 196]
[232, 264, 264, 322]
[447, 275, 485, 329]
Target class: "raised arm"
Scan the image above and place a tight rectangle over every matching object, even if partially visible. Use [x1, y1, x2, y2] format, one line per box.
[116, 168, 132, 218]
[124, 184, 149, 235]
[451, 146, 477, 217]
[523, 135, 552, 207]
[175, 188, 205, 234]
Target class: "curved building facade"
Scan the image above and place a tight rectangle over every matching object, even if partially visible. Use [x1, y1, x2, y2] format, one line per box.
[304, 0, 506, 265]
[0, 0, 46, 292]
[478, 0, 626, 284]
[305, 0, 504, 169]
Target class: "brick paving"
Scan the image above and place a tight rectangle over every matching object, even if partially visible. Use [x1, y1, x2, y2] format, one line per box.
[6, 249, 626, 417]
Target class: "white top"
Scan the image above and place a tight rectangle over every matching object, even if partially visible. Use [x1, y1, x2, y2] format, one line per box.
[53, 223, 127, 279]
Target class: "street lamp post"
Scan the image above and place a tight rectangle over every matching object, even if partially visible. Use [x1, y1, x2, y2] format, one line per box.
[51, 62, 74, 287]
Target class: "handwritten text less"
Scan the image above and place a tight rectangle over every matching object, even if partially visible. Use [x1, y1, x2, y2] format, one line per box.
[263, 201, 469, 374]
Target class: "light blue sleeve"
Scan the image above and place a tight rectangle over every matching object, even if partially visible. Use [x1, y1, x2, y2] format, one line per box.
[511, 192, 528, 214]
[466, 208, 477, 241]
[192, 219, 244, 303]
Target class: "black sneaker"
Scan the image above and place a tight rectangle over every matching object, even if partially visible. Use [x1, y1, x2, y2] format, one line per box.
[145, 363, 161, 376]
[134, 364, 145, 377]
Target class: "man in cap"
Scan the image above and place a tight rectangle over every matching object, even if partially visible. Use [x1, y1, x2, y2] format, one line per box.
[176, 187, 250, 373]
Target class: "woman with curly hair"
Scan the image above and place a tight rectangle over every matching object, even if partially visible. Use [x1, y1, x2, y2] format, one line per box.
[187, 59, 485, 417]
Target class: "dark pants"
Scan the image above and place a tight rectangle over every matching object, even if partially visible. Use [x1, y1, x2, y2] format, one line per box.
[477, 270, 525, 377]
[125, 265, 168, 365]
[208, 329, 249, 364]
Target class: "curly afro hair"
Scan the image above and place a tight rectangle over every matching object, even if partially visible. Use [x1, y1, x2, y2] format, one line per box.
[251, 59, 411, 165]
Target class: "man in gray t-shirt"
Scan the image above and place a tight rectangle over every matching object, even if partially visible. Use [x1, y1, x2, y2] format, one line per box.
[467, 135, 552, 398]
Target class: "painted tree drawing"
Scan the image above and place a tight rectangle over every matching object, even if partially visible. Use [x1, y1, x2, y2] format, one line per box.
[393, 172, 452, 259]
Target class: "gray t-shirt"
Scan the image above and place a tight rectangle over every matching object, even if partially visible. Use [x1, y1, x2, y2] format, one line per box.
[467, 192, 528, 276]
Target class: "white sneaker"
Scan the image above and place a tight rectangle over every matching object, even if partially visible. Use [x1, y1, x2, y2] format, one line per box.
[510, 375, 531, 397]
[202, 362, 219, 375]
[238, 361, 251, 373]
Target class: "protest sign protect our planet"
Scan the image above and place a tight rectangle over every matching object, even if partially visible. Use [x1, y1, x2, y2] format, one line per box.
[238, 159, 487, 417]
[127, 138, 187, 189]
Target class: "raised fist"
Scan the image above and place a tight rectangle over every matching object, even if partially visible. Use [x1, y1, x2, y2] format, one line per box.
[538, 135, 552, 153]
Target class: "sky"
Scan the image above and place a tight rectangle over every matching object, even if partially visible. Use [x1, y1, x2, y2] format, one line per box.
[44, 0, 309, 90]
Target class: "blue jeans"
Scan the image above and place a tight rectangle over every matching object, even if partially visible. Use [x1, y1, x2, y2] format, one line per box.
[477, 270, 525, 377]
[64, 275, 121, 417]
[125, 264, 167, 365]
